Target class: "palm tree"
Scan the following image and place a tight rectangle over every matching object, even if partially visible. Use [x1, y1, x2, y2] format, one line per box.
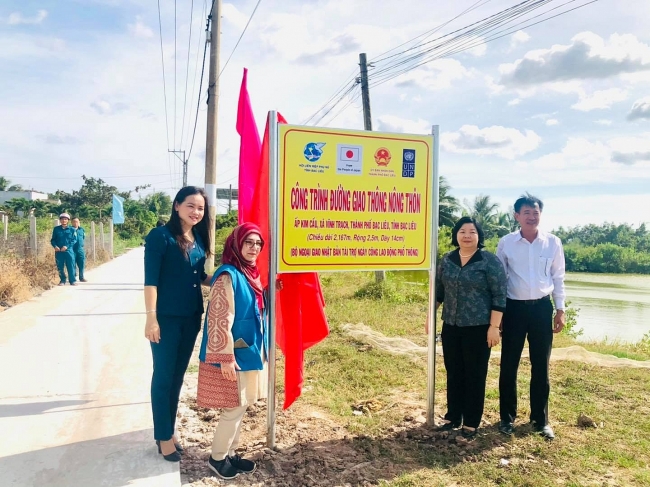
[0, 177, 11, 191]
[496, 207, 518, 236]
[439, 176, 460, 228]
[7, 184, 24, 191]
[463, 194, 502, 238]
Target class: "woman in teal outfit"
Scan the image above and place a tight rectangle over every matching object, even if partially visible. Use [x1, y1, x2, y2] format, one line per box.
[143, 186, 213, 462]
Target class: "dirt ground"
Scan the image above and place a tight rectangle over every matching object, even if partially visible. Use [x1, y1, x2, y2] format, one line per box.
[177, 370, 492, 487]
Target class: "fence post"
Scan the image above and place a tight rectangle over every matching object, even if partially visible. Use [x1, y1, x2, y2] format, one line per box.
[3, 215, 7, 241]
[100, 222, 105, 251]
[91, 221, 96, 263]
[109, 218, 114, 258]
[29, 215, 38, 260]
[53, 218, 58, 228]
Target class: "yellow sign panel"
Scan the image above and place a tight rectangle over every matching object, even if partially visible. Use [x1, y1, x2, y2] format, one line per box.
[277, 125, 435, 272]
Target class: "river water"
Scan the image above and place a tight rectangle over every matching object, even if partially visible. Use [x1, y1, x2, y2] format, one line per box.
[565, 273, 650, 343]
[396, 271, 650, 343]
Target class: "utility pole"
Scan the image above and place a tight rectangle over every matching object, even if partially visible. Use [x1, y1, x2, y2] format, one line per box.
[359, 52, 385, 283]
[205, 0, 222, 269]
[168, 150, 187, 187]
[228, 184, 233, 212]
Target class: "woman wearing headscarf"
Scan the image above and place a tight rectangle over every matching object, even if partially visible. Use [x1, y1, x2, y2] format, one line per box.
[197, 223, 268, 480]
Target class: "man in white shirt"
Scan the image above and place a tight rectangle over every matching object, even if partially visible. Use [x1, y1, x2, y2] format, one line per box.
[496, 194, 566, 440]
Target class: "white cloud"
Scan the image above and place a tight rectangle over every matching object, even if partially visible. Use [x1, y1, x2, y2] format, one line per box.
[511, 30, 531, 47]
[394, 59, 473, 91]
[441, 125, 541, 159]
[508, 98, 521, 106]
[222, 3, 249, 31]
[467, 37, 487, 57]
[546, 119, 559, 126]
[595, 119, 613, 126]
[7, 10, 48, 25]
[128, 17, 154, 39]
[90, 99, 129, 115]
[627, 97, 650, 121]
[571, 88, 628, 111]
[499, 32, 650, 87]
[376, 115, 431, 135]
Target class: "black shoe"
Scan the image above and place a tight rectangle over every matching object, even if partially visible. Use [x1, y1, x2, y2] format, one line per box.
[499, 421, 514, 435]
[434, 421, 461, 432]
[156, 440, 184, 455]
[58, 282, 66, 286]
[80, 278, 88, 282]
[229, 454, 256, 474]
[208, 456, 239, 480]
[461, 427, 479, 439]
[156, 441, 182, 462]
[532, 422, 555, 440]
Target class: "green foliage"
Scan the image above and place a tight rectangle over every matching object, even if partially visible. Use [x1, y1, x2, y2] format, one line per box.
[142, 192, 172, 216]
[215, 210, 238, 230]
[561, 301, 583, 339]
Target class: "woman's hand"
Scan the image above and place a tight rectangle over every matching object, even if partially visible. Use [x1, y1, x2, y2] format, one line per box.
[487, 326, 501, 348]
[145, 316, 161, 343]
[220, 361, 241, 381]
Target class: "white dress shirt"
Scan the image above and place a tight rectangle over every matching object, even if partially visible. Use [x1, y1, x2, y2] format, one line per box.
[496, 229, 566, 310]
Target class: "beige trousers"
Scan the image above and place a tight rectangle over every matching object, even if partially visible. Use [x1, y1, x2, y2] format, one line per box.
[210, 405, 248, 460]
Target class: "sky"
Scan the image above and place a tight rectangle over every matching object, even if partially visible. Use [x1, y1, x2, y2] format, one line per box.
[1, 0, 649, 230]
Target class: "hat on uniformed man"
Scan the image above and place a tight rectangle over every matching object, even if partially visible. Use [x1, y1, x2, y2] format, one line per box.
[59, 213, 71, 219]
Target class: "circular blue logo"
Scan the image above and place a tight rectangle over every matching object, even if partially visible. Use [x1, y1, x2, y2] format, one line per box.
[404, 150, 415, 162]
[303, 142, 325, 162]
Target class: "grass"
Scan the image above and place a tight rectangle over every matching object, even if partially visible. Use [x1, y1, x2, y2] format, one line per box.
[292, 271, 650, 486]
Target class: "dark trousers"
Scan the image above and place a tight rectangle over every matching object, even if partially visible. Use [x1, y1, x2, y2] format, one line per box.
[55, 251, 76, 284]
[75, 250, 86, 280]
[441, 323, 491, 429]
[499, 297, 554, 426]
[150, 314, 201, 441]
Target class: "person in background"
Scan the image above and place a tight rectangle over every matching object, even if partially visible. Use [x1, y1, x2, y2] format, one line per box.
[71, 218, 87, 282]
[197, 223, 268, 480]
[430, 216, 507, 438]
[51, 213, 78, 286]
[143, 186, 213, 462]
[497, 193, 566, 440]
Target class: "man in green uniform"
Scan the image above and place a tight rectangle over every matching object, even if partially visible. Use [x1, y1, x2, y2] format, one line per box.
[51, 213, 78, 286]
[72, 218, 87, 282]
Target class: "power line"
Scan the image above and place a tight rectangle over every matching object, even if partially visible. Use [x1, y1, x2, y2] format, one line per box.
[184, 0, 207, 150]
[180, 0, 195, 151]
[218, 0, 263, 78]
[186, 14, 210, 162]
[174, 0, 178, 150]
[5, 174, 175, 180]
[156, 0, 174, 191]
[369, 0, 597, 89]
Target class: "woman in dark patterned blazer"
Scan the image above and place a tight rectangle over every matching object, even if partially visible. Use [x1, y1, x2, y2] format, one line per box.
[432, 216, 507, 438]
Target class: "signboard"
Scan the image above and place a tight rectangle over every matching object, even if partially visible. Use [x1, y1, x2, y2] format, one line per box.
[277, 125, 435, 272]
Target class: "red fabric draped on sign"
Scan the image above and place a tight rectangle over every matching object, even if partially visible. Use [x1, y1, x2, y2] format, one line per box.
[245, 110, 329, 409]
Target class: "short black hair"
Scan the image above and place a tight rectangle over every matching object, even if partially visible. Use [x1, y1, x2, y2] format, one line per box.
[514, 193, 544, 213]
[451, 216, 485, 248]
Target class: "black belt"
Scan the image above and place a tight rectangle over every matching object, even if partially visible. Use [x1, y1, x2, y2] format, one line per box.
[507, 295, 550, 305]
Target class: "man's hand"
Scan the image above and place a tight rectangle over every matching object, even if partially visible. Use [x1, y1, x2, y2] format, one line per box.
[61, 246, 67, 252]
[54, 246, 60, 252]
[553, 310, 566, 334]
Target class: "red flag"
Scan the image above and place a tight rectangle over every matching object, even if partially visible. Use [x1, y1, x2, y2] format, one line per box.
[250, 113, 329, 410]
[236, 68, 262, 224]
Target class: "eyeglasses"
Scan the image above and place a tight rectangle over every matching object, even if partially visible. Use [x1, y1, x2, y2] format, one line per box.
[243, 239, 263, 249]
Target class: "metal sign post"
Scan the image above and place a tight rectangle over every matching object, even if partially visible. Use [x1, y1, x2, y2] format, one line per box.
[426, 125, 440, 425]
[266, 111, 280, 448]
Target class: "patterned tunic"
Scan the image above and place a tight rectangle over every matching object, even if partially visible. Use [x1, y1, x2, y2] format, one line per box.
[197, 274, 267, 409]
[436, 249, 507, 327]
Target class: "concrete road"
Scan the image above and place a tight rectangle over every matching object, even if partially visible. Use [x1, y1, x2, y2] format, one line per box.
[0, 248, 180, 487]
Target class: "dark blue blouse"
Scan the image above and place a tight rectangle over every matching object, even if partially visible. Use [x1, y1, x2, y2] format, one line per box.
[144, 226, 208, 317]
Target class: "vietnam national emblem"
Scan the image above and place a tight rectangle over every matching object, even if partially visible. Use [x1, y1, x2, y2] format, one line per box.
[374, 147, 391, 166]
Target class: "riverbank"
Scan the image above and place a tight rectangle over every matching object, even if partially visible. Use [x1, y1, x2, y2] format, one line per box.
[179, 270, 650, 486]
